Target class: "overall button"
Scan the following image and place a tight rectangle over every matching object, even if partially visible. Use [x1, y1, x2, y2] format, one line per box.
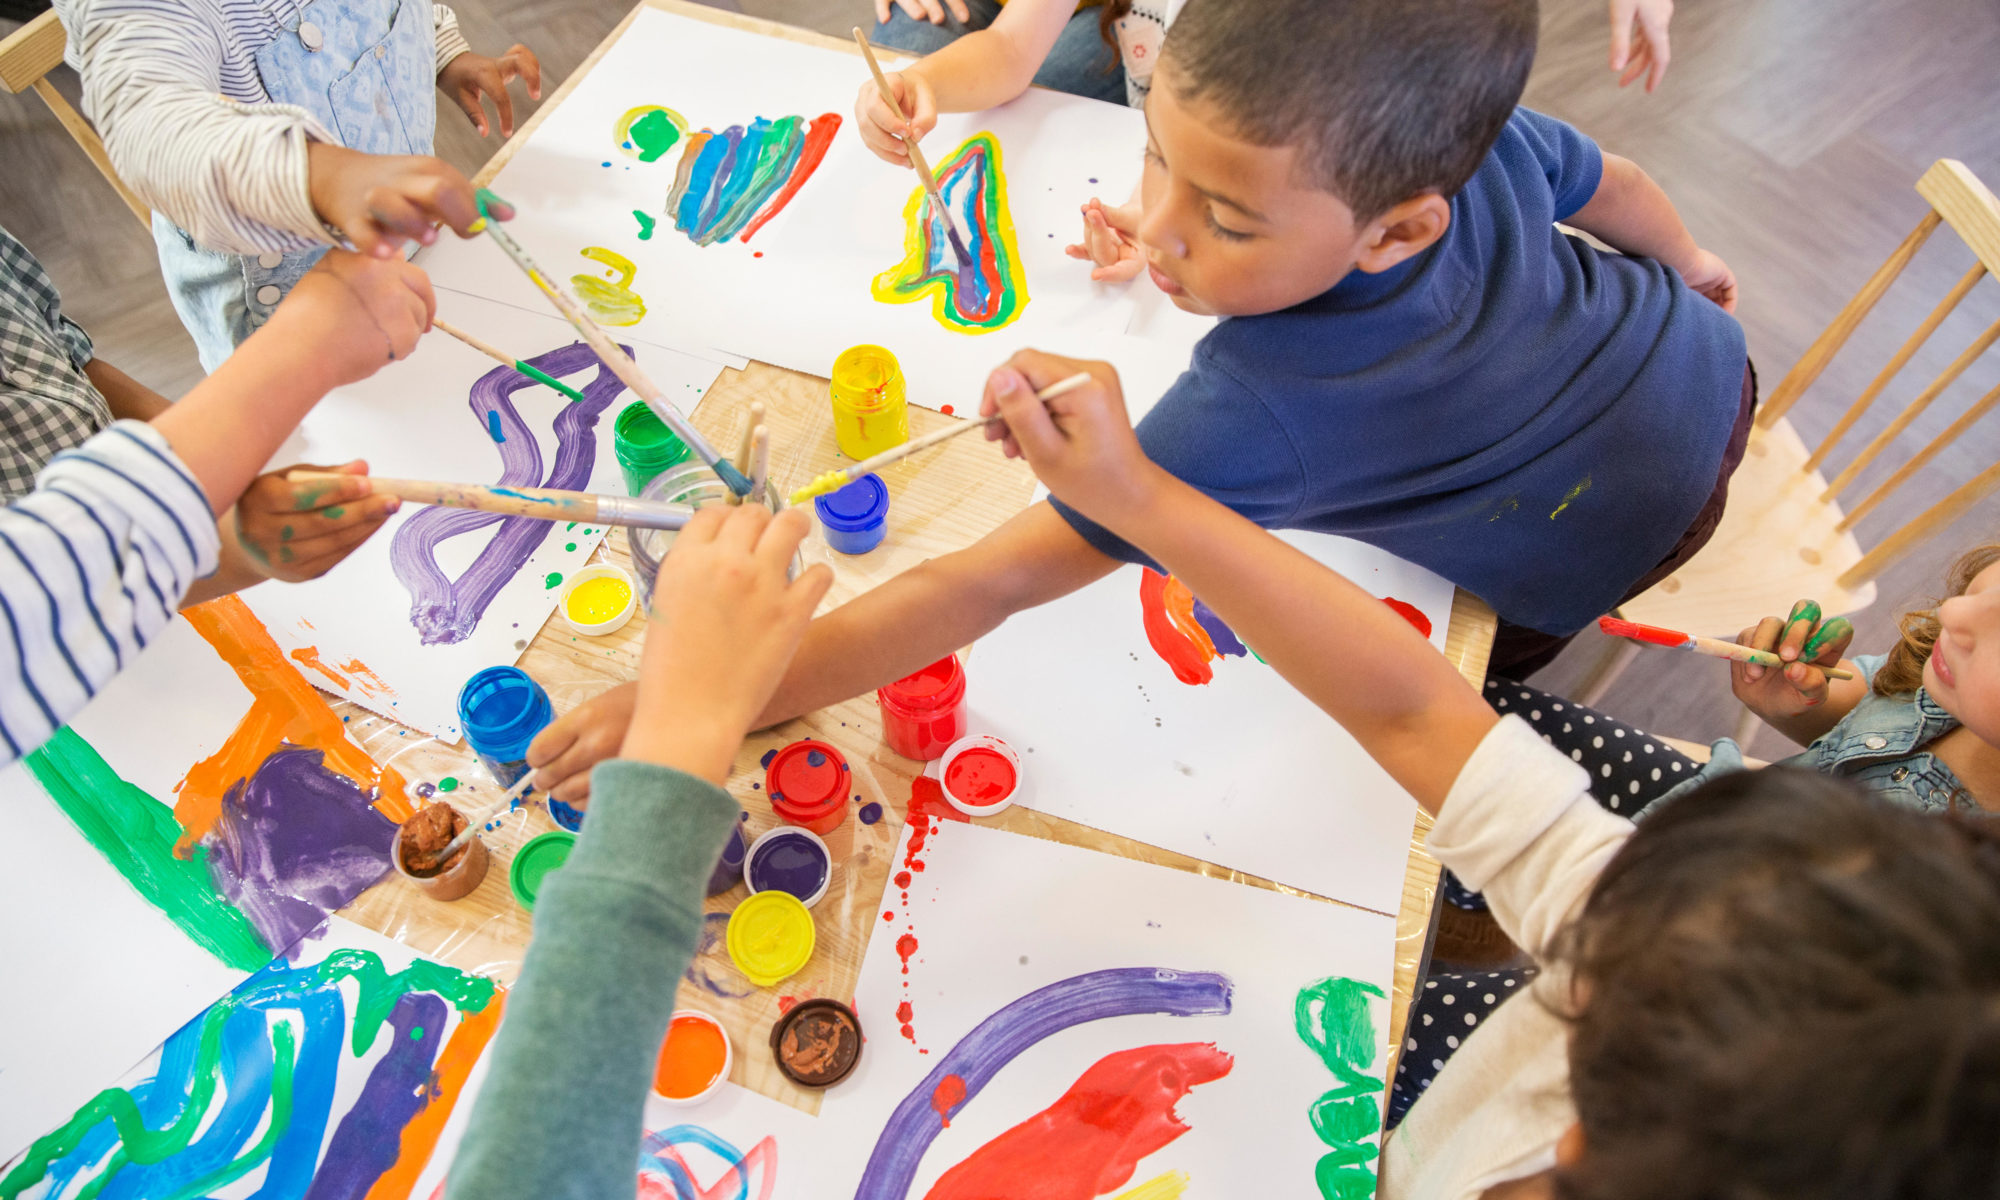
[375, 45, 387, 58]
[299, 22, 323, 50]
[1890, 767, 1909, 782]
[255, 284, 283, 306]
[1864, 736, 1888, 750]
[256, 251, 284, 269]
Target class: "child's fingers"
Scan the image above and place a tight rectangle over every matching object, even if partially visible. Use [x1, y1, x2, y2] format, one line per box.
[1607, 0, 1633, 68]
[715, 500, 773, 554]
[1778, 600, 1821, 662]
[277, 517, 393, 577]
[1063, 242, 1091, 260]
[784, 562, 837, 625]
[546, 769, 594, 808]
[505, 44, 543, 100]
[487, 71, 519, 138]
[300, 493, 400, 534]
[875, 0, 891, 23]
[397, 259, 438, 326]
[989, 368, 1063, 459]
[756, 507, 813, 573]
[452, 85, 490, 136]
[945, 0, 970, 21]
[672, 503, 730, 549]
[1092, 259, 1145, 283]
[1801, 616, 1853, 665]
[1785, 661, 1830, 707]
[284, 471, 374, 511]
[407, 170, 483, 237]
[1739, 616, 1785, 681]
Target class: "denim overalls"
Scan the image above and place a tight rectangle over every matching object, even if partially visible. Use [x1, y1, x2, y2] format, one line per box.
[153, 0, 437, 372]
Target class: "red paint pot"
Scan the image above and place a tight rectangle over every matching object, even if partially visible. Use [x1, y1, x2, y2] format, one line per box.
[877, 655, 968, 761]
[938, 735, 1022, 817]
[765, 739, 850, 835]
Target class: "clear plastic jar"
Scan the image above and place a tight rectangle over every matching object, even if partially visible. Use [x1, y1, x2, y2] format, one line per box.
[628, 463, 792, 608]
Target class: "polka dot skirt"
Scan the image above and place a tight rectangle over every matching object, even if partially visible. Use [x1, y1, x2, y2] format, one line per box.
[1389, 966, 1539, 1128]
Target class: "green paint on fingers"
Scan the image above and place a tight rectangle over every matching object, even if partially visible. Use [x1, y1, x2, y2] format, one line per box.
[322, 507, 345, 520]
[280, 526, 294, 542]
[1802, 615, 1852, 661]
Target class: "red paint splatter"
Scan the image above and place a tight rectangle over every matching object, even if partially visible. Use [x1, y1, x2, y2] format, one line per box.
[1381, 596, 1432, 639]
[940, 404, 955, 416]
[1137, 569, 1215, 685]
[932, 1073, 967, 1128]
[889, 777, 962, 1053]
[924, 1043, 1234, 1200]
[908, 776, 970, 825]
[752, 251, 764, 258]
[897, 1000, 915, 1041]
[777, 995, 799, 1014]
[884, 910, 896, 922]
[897, 933, 919, 974]
[895, 870, 912, 890]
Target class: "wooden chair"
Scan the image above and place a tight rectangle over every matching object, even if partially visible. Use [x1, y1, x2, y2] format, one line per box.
[0, 9, 148, 228]
[1575, 159, 2000, 746]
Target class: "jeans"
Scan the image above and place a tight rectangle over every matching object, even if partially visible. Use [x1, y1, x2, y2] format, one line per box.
[871, 0, 1127, 105]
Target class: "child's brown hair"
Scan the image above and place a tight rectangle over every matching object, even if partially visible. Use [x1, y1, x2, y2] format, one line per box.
[1874, 542, 2000, 697]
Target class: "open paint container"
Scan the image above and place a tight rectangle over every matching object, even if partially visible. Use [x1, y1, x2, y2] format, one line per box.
[391, 804, 489, 901]
[764, 739, 850, 836]
[726, 890, 815, 988]
[560, 564, 638, 637]
[770, 998, 863, 1089]
[653, 1008, 732, 1105]
[628, 464, 793, 609]
[706, 820, 750, 897]
[510, 830, 577, 912]
[745, 825, 832, 909]
[937, 734, 1025, 817]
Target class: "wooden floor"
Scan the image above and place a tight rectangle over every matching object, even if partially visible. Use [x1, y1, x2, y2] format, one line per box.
[3, 0, 1998, 751]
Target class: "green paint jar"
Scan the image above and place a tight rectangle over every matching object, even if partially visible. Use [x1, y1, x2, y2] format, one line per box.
[614, 401, 691, 496]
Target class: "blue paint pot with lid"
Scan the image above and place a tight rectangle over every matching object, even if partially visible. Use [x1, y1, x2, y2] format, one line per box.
[813, 473, 889, 556]
[457, 666, 553, 792]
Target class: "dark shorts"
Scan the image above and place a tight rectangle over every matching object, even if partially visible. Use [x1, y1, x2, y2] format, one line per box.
[1489, 359, 1759, 680]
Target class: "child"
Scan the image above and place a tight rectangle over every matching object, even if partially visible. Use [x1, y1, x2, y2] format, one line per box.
[54, 0, 538, 371]
[0, 244, 432, 764]
[443, 504, 831, 1200]
[529, 0, 1747, 805]
[983, 357, 2000, 1199]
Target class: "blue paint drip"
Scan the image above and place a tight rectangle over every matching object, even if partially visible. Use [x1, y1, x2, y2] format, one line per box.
[805, 749, 826, 768]
[486, 410, 506, 443]
[759, 749, 778, 769]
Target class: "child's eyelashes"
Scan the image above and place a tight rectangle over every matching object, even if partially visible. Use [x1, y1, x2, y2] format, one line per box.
[1205, 211, 1252, 243]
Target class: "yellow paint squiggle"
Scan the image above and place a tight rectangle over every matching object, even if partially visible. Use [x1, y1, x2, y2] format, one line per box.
[1113, 1171, 1192, 1200]
[570, 247, 646, 327]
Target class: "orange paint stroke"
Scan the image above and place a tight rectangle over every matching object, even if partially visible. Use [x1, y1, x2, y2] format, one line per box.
[289, 646, 351, 691]
[340, 658, 399, 699]
[1138, 569, 1214, 686]
[365, 990, 507, 1200]
[1381, 597, 1432, 639]
[175, 596, 413, 853]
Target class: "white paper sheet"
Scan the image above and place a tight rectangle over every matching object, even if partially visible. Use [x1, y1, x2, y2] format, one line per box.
[239, 292, 725, 740]
[414, 8, 1213, 414]
[965, 531, 1455, 913]
[818, 818, 1396, 1196]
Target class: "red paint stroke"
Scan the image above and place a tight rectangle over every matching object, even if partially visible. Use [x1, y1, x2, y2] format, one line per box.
[1381, 597, 1432, 639]
[636, 1131, 779, 1200]
[176, 597, 414, 853]
[1596, 615, 1692, 649]
[289, 645, 351, 691]
[932, 1074, 967, 1128]
[924, 1043, 1234, 1200]
[1139, 569, 1216, 686]
[339, 657, 399, 700]
[778, 995, 800, 1014]
[739, 113, 842, 243]
[364, 990, 507, 1200]
[909, 775, 970, 826]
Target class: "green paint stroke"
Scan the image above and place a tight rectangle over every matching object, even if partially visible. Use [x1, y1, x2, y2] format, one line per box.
[617, 105, 686, 162]
[1295, 977, 1386, 1200]
[544, 572, 563, 589]
[514, 360, 589, 404]
[0, 949, 495, 1196]
[633, 210, 657, 241]
[24, 727, 269, 971]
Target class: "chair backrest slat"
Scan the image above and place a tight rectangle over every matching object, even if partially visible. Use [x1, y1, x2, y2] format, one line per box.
[1838, 378, 2000, 532]
[1841, 460, 2000, 590]
[1818, 315, 2000, 502]
[0, 11, 149, 229]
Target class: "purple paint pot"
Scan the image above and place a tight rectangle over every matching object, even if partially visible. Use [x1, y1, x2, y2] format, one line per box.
[745, 826, 832, 910]
[707, 821, 750, 897]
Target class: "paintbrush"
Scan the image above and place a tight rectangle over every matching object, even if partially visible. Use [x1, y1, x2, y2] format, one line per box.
[1597, 616, 1856, 680]
[288, 471, 696, 532]
[405, 774, 536, 876]
[471, 189, 752, 496]
[729, 402, 765, 506]
[790, 371, 1093, 504]
[432, 318, 589, 403]
[853, 27, 974, 269]
[749, 425, 772, 506]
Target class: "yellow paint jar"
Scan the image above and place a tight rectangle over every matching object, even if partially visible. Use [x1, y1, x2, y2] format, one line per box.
[828, 344, 909, 461]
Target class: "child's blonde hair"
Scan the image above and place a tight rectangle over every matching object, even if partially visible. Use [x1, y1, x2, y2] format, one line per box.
[1874, 542, 2000, 697]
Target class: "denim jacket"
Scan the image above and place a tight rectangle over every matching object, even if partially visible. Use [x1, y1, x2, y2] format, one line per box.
[1660, 654, 1973, 813]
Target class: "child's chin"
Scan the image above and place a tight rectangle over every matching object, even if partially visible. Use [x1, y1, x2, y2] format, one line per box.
[1167, 291, 1216, 316]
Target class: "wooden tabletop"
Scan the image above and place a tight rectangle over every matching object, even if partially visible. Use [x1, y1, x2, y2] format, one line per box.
[336, 0, 1496, 1115]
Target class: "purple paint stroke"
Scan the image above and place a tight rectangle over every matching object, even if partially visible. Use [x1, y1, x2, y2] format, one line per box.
[853, 967, 1232, 1199]
[390, 342, 625, 645]
[1190, 598, 1248, 659]
[201, 747, 397, 954]
[302, 990, 446, 1200]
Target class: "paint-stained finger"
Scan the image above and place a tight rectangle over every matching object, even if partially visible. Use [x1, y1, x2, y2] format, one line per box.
[1740, 617, 1784, 681]
[1786, 661, 1829, 706]
[298, 494, 400, 534]
[1778, 600, 1820, 661]
[1801, 616, 1853, 664]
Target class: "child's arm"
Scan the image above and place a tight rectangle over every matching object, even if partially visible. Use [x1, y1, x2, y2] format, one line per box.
[1564, 153, 1737, 311]
[1728, 606, 1866, 746]
[528, 500, 1117, 805]
[987, 363, 1498, 814]
[446, 507, 830, 1200]
[854, 0, 1080, 165]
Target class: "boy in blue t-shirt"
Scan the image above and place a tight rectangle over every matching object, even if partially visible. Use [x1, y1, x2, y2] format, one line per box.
[525, 0, 1751, 796]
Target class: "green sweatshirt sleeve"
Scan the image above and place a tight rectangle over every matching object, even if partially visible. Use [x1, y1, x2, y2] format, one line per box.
[443, 758, 741, 1200]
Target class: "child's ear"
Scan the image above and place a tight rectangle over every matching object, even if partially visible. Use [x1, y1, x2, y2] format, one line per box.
[1353, 194, 1451, 275]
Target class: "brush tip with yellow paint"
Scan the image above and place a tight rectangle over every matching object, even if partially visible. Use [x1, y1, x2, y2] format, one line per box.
[789, 470, 852, 507]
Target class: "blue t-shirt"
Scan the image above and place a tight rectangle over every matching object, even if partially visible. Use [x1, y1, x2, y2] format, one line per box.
[1054, 107, 1747, 635]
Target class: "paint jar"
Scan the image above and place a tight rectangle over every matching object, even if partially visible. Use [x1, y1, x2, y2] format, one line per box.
[745, 825, 833, 909]
[547, 798, 585, 833]
[628, 463, 792, 609]
[707, 820, 750, 897]
[726, 890, 816, 988]
[653, 1009, 732, 1106]
[938, 734, 1024, 818]
[560, 564, 638, 637]
[770, 998, 863, 1089]
[390, 806, 490, 901]
[614, 400, 691, 495]
[877, 655, 968, 761]
[458, 666, 553, 791]
[764, 739, 851, 836]
[510, 830, 576, 912]
[812, 473, 890, 556]
[829, 344, 909, 461]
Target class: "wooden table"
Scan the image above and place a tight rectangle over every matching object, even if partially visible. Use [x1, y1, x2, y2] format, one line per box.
[338, 0, 1497, 1116]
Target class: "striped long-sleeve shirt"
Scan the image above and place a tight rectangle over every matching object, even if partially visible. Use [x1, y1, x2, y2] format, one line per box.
[0, 421, 219, 765]
[52, 0, 472, 256]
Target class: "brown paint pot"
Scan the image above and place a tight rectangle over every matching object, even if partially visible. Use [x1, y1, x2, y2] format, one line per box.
[392, 806, 490, 901]
[769, 998, 863, 1089]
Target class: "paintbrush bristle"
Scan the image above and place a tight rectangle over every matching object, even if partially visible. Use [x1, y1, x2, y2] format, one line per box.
[789, 470, 850, 507]
[943, 221, 974, 268]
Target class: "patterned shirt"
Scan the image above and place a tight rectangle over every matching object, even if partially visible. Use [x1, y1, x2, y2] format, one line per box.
[52, 0, 471, 255]
[0, 226, 110, 501]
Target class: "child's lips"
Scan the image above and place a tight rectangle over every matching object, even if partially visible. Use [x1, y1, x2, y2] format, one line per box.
[1934, 640, 1958, 689]
[1147, 261, 1187, 297]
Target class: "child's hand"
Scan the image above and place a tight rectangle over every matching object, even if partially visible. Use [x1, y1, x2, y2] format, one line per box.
[1608, 0, 1672, 92]
[854, 70, 937, 167]
[307, 144, 513, 259]
[620, 505, 835, 786]
[982, 351, 1160, 523]
[874, 0, 971, 26]
[437, 44, 543, 139]
[1731, 601, 1855, 721]
[1064, 198, 1145, 283]
[264, 249, 435, 385]
[528, 681, 637, 806]
[1679, 247, 1737, 312]
[232, 461, 399, 582]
